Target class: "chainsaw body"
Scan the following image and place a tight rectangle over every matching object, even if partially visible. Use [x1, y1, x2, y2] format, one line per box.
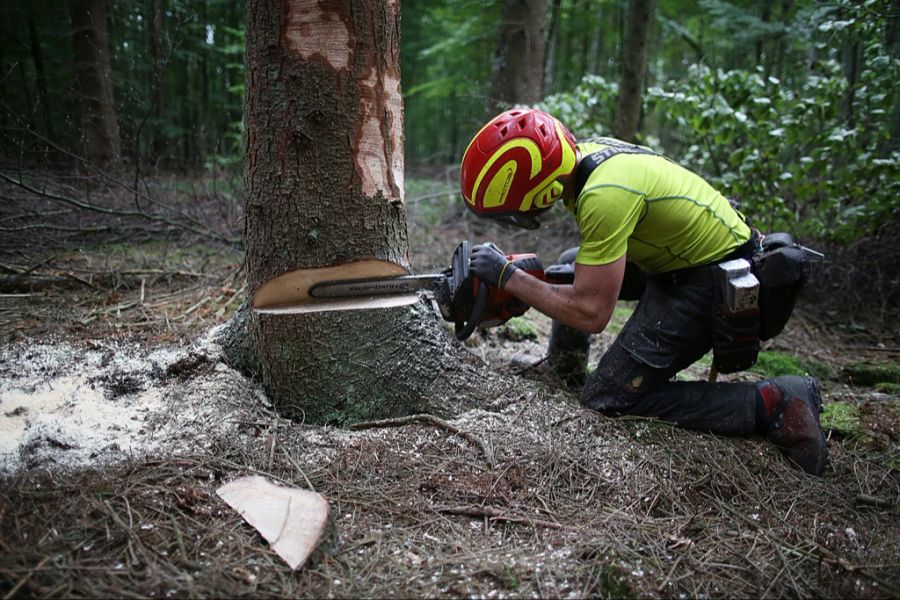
[434, 241, 547, 340]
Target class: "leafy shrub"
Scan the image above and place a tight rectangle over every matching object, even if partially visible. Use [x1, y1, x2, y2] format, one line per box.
[541, 0, 899, 242]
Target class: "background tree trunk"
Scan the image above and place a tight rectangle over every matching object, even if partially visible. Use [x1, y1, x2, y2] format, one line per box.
[68, 0, 120, 167]
[27, 5, 53, 138]
[242, 0, 488, 425]
[542, 0, 561, 94]
[611, 0, 656, 142]
[487, 0, 550, 114]
[149, 0, 166, 160]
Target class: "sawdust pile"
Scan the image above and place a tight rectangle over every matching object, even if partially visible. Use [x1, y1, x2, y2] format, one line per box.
[1, 332, 897, 598]
[0, 332, 263, 475]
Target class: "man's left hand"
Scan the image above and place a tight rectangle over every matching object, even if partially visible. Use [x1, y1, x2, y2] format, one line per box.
[470, 243, 518, 289]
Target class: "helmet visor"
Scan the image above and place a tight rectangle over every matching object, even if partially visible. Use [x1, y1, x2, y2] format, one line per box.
[482, 208, 549, 230]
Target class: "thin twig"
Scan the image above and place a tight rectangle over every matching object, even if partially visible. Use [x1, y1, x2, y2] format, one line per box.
[2, 557, 49, 600]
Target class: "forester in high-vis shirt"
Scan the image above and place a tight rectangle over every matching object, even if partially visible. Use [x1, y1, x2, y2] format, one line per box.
[461, 108, 827, 476]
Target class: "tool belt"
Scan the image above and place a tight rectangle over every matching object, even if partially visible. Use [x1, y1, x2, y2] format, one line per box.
[654, 234, 760, 288]
[654, 231, 811, 373]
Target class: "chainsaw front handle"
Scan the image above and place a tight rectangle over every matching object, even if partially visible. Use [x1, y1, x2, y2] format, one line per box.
[454, 280, 489, 341]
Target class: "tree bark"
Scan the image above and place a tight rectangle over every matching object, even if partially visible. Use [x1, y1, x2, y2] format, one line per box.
[149, 0, 167, 160]
[487, 0, 550, 115]
[755, 0, 773, 68]
[68, 0, 121, 167]
[611, 0, 656, 142]
[542, 0, 561, 94]
[240, 0, 489, 425]
[27, 6, 53, 138]
[840, 36, 862, 129]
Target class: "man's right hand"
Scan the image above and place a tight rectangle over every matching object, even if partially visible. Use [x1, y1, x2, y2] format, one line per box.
[470, 243, 518, 289]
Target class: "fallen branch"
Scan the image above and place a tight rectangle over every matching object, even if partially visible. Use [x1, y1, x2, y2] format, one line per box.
[855, 494, 895, 510]
[0, 268, 213, 293]
[0, 172, 239, 245]
[350, 413, 494, 468]
[0, 273, 93, 293]
[436, 505, 563, 529]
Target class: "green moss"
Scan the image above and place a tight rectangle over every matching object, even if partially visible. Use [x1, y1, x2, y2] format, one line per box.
[821, 402, 864, 438]
[875, 382, 900, 395]
[696, 352, 713, 367]
[591, 564, 634, 599]
[750, 351, 805, 376]
[750, 351, 830, 379]
[498, 317, 539, 342]
[842, 361, 900, 386]
[496, 566, 519, 590]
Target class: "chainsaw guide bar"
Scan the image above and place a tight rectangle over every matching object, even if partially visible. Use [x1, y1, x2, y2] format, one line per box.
[251, 259, 424, 315]
[309, 274, 441, 299]
[249, 241, 542, 343]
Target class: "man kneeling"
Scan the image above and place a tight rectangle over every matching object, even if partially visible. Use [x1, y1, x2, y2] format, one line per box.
[459, 108, 827, 476]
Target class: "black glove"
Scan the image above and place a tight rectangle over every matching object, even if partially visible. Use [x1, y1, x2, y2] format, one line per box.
[470, 243, 518, 289]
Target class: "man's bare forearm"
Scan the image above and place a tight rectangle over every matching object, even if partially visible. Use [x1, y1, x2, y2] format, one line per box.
[503, 269, 612, 334]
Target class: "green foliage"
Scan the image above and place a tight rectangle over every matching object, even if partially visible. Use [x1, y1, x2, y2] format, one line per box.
[539, 75, 619, 139]
[401, 0, 502, 163]
[0, 0, 245, 170]
[108, 0, 246, 169]
[540, 0, 898, 241]
[647, 61, 898, 239]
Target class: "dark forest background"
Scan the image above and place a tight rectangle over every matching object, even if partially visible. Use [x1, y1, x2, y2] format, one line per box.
[1, 0, 897, 240]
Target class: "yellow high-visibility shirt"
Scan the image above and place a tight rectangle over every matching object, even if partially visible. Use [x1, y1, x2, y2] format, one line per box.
[568, 141, 751, 273]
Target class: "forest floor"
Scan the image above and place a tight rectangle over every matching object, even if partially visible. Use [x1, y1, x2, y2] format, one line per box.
[0, 167, 898, 598]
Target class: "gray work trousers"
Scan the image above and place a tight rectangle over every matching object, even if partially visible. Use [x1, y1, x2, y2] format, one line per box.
[551, 255, 762, 436]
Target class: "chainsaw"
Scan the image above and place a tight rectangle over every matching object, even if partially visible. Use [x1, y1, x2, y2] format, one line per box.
[251, 241, 568, 341]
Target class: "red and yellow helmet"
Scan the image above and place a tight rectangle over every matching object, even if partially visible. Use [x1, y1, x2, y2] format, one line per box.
[460, 108, 577, 229]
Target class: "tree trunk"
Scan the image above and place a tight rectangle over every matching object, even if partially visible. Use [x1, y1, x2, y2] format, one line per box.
[241, 0, 488, 425]
[755, 0, 773, 68]
[611, 0, 656, 142]
[888, 0, 900, 148]
[68, 0, 121, 167]
[774, 0, 793, 80]
[840, 36, 862, 129]
[27, 6, 53, 138]
[149, 0, 167, 160]
[487, 0, 550, 115]
[542, 0, 561, 94]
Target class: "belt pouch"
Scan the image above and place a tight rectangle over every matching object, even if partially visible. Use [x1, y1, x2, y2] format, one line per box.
[711, 259, 761, 373]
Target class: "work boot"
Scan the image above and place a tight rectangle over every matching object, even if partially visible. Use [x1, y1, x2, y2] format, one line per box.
[547, 320, 590, 387]
[756, 376, 828, 476]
